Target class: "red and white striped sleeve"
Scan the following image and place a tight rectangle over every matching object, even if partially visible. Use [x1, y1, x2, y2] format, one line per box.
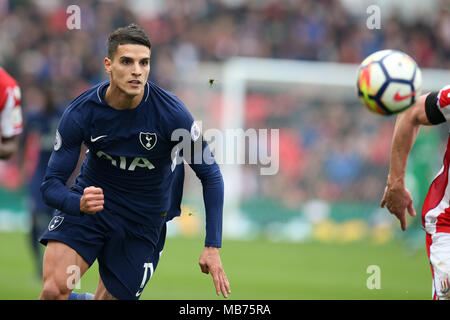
[0, 83, 23, 138]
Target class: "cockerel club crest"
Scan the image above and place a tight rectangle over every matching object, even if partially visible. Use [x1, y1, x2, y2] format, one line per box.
[139, 132, 157, 150]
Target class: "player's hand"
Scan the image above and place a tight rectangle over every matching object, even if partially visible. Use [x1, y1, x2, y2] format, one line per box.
[199, 247, 231, 298]
[380, 182, 416, 231]
[80, 186, 104, 215]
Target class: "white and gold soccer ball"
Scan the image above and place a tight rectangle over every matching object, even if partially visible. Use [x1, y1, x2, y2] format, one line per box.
[357, 49, 422, 115]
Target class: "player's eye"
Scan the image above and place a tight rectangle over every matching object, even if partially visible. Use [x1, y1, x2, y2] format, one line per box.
[121, 59, 131, 65]
[141, 60, 149, 66]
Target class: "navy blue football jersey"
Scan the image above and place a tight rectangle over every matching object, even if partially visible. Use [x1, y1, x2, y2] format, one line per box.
[41, 81, 224, 247]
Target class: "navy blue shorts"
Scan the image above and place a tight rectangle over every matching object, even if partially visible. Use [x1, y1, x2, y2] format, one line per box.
[40, 209, 167, 300]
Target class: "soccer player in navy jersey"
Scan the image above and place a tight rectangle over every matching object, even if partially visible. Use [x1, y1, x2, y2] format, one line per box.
[38, 24, 230, 300]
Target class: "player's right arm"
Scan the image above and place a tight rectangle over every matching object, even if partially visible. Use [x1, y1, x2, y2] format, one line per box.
[381, 88, 449, 230]
[40, 108, 103, 215]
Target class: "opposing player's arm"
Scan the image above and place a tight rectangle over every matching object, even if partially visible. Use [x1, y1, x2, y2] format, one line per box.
[385, 93, 431, 185]
[0, 84, 23, 159]
[382, 89, 447, 230]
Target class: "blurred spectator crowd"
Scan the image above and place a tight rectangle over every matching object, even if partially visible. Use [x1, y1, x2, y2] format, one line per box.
[240, 87, 398, 209]
[1, 0, 449, 105]
[0, 0, 448, 210]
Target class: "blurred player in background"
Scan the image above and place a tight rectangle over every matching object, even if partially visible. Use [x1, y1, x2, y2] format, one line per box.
[381, 85, 450, 300]
[0, 67, 22, 159]
[20, 86, 62, 278]
[38, 24, 230, 300]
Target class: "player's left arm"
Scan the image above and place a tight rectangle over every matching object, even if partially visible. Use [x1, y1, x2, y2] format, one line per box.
[188, 142, 230, 298]
[171, 105, 230, 298]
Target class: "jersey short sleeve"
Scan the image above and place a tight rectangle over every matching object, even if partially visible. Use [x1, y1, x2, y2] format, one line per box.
[166, 95, 206, 165]
[47, 108, 84, 177]
[425, 86, 450, 125]
[170, 101, 201, 144]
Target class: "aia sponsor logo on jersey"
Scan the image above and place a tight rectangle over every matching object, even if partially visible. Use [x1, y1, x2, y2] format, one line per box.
[438, 85, 450, 109]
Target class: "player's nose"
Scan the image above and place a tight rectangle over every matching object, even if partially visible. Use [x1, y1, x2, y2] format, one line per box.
[131, 62, 142, 76]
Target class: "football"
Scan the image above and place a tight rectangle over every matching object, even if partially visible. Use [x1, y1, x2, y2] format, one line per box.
[357, 49, 422, 115]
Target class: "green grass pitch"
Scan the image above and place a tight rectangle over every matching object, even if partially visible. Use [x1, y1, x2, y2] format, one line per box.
[0, 231, 431, 300]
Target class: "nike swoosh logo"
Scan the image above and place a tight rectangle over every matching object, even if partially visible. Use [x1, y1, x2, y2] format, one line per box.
[393, 90, 416, 102]
[90, 135, 107, 142]
[135, 290, 142, 297]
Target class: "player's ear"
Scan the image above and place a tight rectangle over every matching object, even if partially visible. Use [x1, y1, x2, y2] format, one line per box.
[104, 57, 112, 75]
